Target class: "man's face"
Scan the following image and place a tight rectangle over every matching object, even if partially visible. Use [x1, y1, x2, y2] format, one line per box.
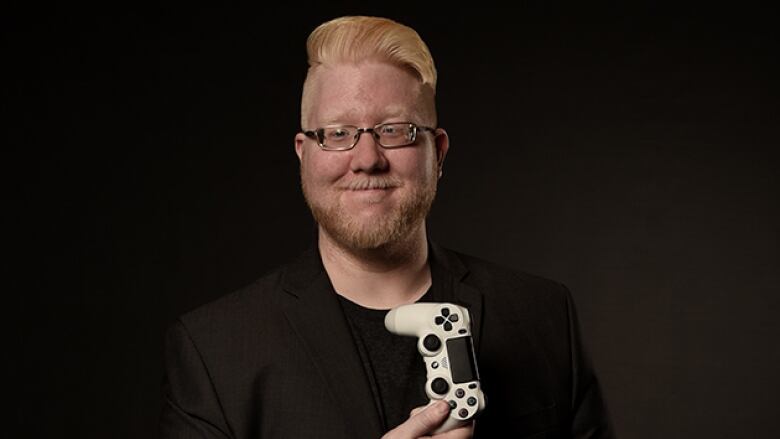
[295, 61, 448, 251]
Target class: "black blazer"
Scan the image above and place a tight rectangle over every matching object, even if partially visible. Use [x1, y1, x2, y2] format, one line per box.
[161, 243, 614, 438]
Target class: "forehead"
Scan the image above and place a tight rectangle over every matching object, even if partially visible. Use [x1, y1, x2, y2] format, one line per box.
[307, 61, 426, 126]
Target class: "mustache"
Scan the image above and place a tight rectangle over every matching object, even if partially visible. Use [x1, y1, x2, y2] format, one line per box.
[340, 177, 402, 190]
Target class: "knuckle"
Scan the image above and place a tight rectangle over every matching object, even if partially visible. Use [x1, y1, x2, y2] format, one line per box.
[415, 411, 434, 429]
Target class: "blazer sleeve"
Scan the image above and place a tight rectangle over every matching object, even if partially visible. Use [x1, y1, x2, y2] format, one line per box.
[160, 319, 233, 439]
[565, 288, 616, 439]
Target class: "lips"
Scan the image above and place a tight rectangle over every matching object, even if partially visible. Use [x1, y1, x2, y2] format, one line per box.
[333, 177, 403, 209]
[340, 178, 402, 191]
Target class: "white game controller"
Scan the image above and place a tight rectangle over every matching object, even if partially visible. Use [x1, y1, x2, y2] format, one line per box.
[385, 303, 486, 434]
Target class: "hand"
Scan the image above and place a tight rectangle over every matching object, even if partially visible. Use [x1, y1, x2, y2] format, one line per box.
[381, 400, 474, 439]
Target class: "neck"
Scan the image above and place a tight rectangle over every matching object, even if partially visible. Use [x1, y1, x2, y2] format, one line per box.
[318, 224, 431, 310]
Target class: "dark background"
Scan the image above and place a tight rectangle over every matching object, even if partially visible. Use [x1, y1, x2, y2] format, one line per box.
[10, 2, 778, 438]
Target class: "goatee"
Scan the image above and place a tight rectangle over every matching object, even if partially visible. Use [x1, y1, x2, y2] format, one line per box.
[302, 176, 437, 251]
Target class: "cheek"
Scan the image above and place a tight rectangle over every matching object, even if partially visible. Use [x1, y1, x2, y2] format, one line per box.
[302, 151, 348, 184]
[397, 149, 437, 180]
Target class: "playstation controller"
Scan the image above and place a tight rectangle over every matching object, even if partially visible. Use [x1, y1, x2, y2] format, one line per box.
[385, 302, 486, 434]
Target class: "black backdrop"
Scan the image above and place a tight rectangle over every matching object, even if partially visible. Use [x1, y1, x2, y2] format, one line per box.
[11, 3, 779, 438]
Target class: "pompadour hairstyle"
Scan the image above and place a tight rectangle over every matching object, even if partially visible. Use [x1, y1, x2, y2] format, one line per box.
[300, 16, 437, 128]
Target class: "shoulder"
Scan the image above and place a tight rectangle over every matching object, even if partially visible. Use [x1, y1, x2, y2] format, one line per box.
[172, 264, 288, 345]
[438, 246, 574, 317]
[443, 247, 570, 297]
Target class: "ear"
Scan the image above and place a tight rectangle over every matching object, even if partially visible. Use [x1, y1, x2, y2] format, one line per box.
[433, 128, 450, 178]
[294, 132, 307, 162]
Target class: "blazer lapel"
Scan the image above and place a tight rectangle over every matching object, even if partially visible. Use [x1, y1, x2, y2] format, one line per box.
[280, 248, 384, 438]
[430, 242, 485, 352]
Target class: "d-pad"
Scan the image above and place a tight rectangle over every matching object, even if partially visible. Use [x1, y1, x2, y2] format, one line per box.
[434, 307, 460, 331]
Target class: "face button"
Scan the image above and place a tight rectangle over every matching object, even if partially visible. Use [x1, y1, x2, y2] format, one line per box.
[434, 307, 463, 332]
[455, 388, 465, 398]
[467, 397, 477, 406]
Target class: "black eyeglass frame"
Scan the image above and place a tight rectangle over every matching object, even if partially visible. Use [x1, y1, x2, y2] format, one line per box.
[302, 122, 436, 151]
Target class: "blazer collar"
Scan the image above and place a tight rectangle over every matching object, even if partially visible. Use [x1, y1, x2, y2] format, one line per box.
[280, 241, 473, 295]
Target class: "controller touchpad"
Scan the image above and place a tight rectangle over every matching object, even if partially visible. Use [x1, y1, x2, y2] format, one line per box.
[446, 336, 478, 384]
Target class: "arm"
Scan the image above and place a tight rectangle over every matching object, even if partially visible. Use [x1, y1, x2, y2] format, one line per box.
[160, 320, 233, 439]
[564, 288, 616, 439]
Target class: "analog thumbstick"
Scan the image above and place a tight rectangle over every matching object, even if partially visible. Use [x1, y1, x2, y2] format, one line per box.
[431, 377, 450, 395]
[423, 334, 441, 352]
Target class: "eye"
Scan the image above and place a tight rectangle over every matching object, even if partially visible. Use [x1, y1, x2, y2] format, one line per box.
[380, 125, 397, 135]
[325, 126, 353, 140]
[379, 124, 406, 137]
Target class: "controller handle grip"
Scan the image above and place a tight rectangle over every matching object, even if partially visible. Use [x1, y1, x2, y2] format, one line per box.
[384, 303, 442, 336]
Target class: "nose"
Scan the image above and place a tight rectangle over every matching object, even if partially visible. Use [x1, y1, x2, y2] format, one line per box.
[349, 130, 389, 173]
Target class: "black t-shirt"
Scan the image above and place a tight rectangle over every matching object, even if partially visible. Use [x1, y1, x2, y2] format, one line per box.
[337, 288, 434, 432]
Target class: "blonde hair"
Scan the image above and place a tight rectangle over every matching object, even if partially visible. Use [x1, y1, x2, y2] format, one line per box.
[300, 16, 437, 128]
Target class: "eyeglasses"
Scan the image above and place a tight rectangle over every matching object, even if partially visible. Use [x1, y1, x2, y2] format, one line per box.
[303, 122, 435, 151]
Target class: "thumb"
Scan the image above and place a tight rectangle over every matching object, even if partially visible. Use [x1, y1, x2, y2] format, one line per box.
[386, 401, 450, 438]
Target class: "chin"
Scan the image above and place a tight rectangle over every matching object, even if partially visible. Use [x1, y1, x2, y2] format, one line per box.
[332, 221, 405, 250]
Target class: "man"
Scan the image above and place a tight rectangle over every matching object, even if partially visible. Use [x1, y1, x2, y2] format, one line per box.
[161, 16, 614, 438]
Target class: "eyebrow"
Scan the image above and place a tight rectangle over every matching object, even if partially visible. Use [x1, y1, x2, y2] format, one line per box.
[320, 106, 412, 126]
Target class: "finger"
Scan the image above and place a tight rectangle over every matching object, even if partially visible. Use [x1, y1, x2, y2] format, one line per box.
[385, 400, 450, 438]
[432, 421, 474, 439]
[409, 406, 426, 418]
